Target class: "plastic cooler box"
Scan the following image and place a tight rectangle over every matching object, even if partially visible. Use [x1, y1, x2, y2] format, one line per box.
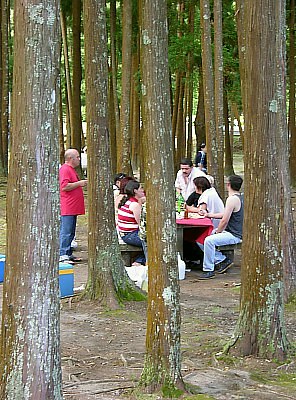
[59, 263, 74, 297]
[0, 254, 5, 283]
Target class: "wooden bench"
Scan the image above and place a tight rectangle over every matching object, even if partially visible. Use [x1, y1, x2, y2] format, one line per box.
[119, 243, 142, 266]
[217, 242, 242, 262]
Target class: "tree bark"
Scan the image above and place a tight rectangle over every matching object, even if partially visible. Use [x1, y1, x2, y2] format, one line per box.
[213, 0, 224, 197]
[60, 8, 73, 146]
[200, 0, 219, 181]
[109, 0, 120, 171]
[0, 1, 63, 397]
[117, 0, 133, 175]
[231, 0, 294, 360]
[140, 0, 184, 393]
[0, 0, 9, 176]
[289, 0, 296, 186]
[72, 0, 83, 153]
[224, 91, 235, 176]
[194, 67, 206, 147]
[84, 0, 142, 306]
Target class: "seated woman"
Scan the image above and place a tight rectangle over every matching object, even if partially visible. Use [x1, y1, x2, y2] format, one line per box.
[117, 180, 146, 266]
[186, 176, 224, 229]
[114, 176, 135, 215]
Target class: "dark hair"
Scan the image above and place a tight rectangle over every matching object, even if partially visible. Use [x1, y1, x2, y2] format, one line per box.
[227, 175, 243, 191]
[119, 176, 135, 194]
[114, 172, 127, 185]
[180, 158, 193, 167]
[200, 143, 206, 149]
[118, 180, 140, 208]
[193, 176, 211, 192]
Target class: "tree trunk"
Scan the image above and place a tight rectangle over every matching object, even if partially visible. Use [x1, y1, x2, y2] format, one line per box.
[140, 0, 184, 393]
[200, 0, 219, 181]
[0, 1, 63, 397]
[213, 0, 224, 197]
[224, 91, 235, 176]
[0, 0, 9, 176]
[117, 0, 133, 175]
[231, 0, 293, 360]
[194, 68, 206, 147]
[61, 9, 73, 145]
[84, 0, 143, 306]
[232, 102, 244, 149]
[289, 0, 296, 186]
[72, 0, 83, 153]
[131, 44, 141, 173]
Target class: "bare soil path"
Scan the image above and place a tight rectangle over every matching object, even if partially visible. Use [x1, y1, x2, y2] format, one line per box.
[60, 222, 296, 400]
[0, 180, 295, 399]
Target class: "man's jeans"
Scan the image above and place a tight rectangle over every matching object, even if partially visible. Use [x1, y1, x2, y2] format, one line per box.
[202, 231, 242, 272]
[122, 230, 146, 264]
[60, 215, 77, 260]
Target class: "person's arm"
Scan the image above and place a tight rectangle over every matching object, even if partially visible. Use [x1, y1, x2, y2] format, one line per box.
[62, 180, 87, 191]
[130, 202, 142, 224]
[215, 196, 237, 233]
[186, 204, 199, 213]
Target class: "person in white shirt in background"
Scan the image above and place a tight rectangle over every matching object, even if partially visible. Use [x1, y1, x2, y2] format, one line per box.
[186, 175, 224, 229]
[175, 158, 206, 201]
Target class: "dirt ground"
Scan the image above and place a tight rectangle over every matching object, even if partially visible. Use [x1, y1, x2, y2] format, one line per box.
[59, 221, 296, 400]
[0, 178, 295, 399]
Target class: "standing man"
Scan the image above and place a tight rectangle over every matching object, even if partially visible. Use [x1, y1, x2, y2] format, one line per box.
[199, 175, 244, 279]
[59, 149, 87, 263]
[175, 158, 206, 201]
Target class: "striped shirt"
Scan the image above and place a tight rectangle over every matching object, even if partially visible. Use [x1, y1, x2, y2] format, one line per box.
[117, 197, 139, 232]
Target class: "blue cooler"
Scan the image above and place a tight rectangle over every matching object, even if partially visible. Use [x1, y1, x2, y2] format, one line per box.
[0, 254, 5, 283]
[59, 263, 74, 297]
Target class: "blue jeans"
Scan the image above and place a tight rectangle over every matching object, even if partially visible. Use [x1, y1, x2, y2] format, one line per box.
[202, 231, 242, 272]
[122, 230, 146, 264]
[60, 215, 77, 260]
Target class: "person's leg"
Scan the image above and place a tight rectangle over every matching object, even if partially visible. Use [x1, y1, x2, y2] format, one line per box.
[122, 231, 146, 264]
[122, 230, 143, 247]
[60, 215, 76, 261]
[203, 231, 241, 272]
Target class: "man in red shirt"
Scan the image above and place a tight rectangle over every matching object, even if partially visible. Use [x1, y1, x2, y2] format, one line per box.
[59, 149, 87, 263]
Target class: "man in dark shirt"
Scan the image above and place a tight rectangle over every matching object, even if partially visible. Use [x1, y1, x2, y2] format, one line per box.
[199, 175, 244, 279]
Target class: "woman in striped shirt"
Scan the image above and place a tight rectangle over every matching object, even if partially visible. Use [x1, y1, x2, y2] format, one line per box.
[118, 180, 146, 265]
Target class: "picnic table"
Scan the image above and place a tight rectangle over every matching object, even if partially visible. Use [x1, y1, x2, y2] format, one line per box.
[176, 217, 213, 259]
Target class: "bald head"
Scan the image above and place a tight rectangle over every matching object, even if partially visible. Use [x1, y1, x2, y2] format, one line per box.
[64, 148, 80, 167]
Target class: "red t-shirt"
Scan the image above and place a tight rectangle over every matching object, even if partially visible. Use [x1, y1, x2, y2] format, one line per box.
[59, 164, 85, 216]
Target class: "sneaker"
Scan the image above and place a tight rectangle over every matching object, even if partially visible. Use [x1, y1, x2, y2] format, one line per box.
[198, 271, 215, 280]
[215, 257, 233, 274]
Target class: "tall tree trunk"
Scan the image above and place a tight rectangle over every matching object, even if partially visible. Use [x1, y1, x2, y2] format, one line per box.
[224, 91, 235, 176]
[131, 42, 140, 173]
[185, 2, 195, 159]
[213, 0, 224, 197]
[200, 0, 219, 181]
[232, 102, 244, 149]
[0, 1, 63, 397]
[117, 0, 133, 174]
[61, 9, 73, 145]
[289, 0, 296, 186]
[84, 0, 142, 306]
[140, 0, 184, 392]
[109, 0, 120, 171]
[72, 0, 83, 153]
[0, 0, 9, 175]
[231, 0, 293, 360]
[194, 68, 206, 147]
[108, 73, 117, 173]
